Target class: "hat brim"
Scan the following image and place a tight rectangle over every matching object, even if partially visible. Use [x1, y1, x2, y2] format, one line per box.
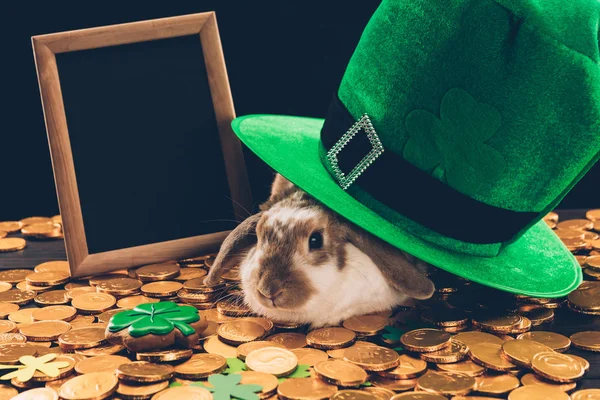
[233, 114, 582, 298]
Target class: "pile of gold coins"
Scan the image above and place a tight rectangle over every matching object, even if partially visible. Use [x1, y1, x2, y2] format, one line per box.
[0, 211, 597, 399]
[0, 216, 63, 253]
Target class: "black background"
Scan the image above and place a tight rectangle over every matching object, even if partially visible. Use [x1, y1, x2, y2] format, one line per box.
[57, 35, 236, 253]
[1, 0, 598, 222]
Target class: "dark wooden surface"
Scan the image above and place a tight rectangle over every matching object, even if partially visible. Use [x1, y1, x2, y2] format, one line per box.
[0, 210, 598, 390]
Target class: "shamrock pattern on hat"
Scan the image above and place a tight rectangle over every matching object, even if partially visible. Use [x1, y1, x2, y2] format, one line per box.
[403, 88, 505, 196]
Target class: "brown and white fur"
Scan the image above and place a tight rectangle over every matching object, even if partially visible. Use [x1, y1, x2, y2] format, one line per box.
[205, 174, 435, 327]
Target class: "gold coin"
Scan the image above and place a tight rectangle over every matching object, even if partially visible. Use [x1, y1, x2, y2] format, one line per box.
[370, 376, 418, 392]
[584, 268, 600, 281]
[0, 231, 5, 239]
[19, 320, 71, 341]
[544, 212, 559, 223]
[69, 315, 96, 328]
[0, 282, 11, 293]
[116, 361, 174, 382]
[290, 348, 329, 367]
[0, 302, 19, 318]
[562, 237, 589, 251]
[522, 308, 555, 326]
[468, 342, 517, 372]
[306, 327, 356, 350]
[58, 371, 118, 400]
[34, 260, 69, 275]
[11, 387, 58, 400]
[517, 331, 571, 352]
[116, 380, 169, 399]
[572, 389, 600, 400]
[0, 289, 37, 306]
[58, 326, 106, 349]
[377, 354, 427, 379]
[508, 385, 570, 400]
[567, 282, 600, 312]
[88, 273, 128, 286]
[217, 320, 266, 345]
[400, 329, 451, 352]
[237, 371, 279, 397]
[471, 312, 521, 334]
[238, 317, 275, 333]
[20, 216, 52, 226]
[570, 331, 600, 351]
[8, 308, 35, 324]
[141, 281, 183, 297]
[416, 371, 476, 396]
[32, 305, 77, 322]
[237, 340, 286, 361]
[66, 286, 97, 299]
[362, 387, 398, 399]
[173, 267, 207, 282]
[531, 351, 585, 382]
[586, 256, 600, 271]
[342, 315, 388, 336]
[199, 308, 237, 323]
[75, 354, 131, 374]
[568, 354, 590, 372]
[421, 307, 468, 327]
[174, 353, 227, 379]
[0, 238, 27, 252]
[587, 209, 600, 222]
[554, 228, 586, 240]
[135, 262, 180, 282]
[436, 360, 486, 376]
[71, 293, 116, 314]
[221, 267, 241, 282]
[199, 320, 218, 340]
[557, 219, 594, 230]
[0, 332, 27, 344]
[246, 347, 298, 377]
[277, 377, 337, 400]
[0, 343, 37, 364]
[501, 339, 553, 368]
[136, 349, 193, 363]
[34, 290, 70, 305]
[16, 280, 53, 293]
[419, 339, 468, 363]
[183, 277, 226, 293]
[97, 308, 124, 324]
[74, 342, 125, 356]
[475, 373, 520, 396]
[327, 341, 379, 359]
[0, 270, 31, 284]
[591, 240, 600, 251]
[314, 359, 368, 386]
[267, 332, 307, 349]
[150, 385, 215, 400]
[21, 223, 61, 238]
[520, 372, 577, 391]
[203, 335, 238, 358]
[216, 296, 251, 316]
[343, 345, 399, 371]
[0, 221, 23, 233]
[330, 391, 380, 400]
[116, 295, 159, 308]
[96, 277, 143, 296]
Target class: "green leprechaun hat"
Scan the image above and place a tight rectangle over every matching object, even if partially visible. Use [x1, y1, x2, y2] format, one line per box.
[232, 0, 600, 297]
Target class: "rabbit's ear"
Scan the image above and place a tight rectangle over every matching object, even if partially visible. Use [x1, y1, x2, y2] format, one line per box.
[260, 174, 298, 211]
[204, 212, 262, 286]
[344, 224, 435, 300]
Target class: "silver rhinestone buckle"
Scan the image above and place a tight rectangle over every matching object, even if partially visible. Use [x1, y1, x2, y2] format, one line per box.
[326, 113, 384, 190]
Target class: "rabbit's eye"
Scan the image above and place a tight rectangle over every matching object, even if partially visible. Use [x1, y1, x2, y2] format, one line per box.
[309, 232, 323, 250]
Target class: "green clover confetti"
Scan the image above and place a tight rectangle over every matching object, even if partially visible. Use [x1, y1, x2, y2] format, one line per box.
[224, 358, 247, 374]
[206, 373, 262, 400]
[108, 301, 200, 337]
[403, 88, 505, 196]
[277, 364, 311, 383]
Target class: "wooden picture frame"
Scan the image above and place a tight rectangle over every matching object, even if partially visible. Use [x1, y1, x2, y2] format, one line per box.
[32, 13, 252, 277]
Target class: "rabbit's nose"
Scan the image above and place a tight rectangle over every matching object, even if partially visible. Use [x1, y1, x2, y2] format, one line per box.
[258, 286, 284, 300]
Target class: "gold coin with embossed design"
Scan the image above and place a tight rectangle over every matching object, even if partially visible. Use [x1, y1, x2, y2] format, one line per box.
[400, 329, 451, 352]
[58, 371, 118, 400]
[245, 347, 298, 377]
[416, 371, 476, 396]
[377, 354, 427, 379]
[217, 320, 266, 345]
[314, 359, 368, 386]
[307, 327, 357, 350]
[277, 377, 338, 400]
[71, 293, 116, 314]
[343, 345, 399, 371]
[531, 351, 585, 382]
[174, 353, 227, 379]
[0, 238, 26, 252]
[117, 361, 174, 382]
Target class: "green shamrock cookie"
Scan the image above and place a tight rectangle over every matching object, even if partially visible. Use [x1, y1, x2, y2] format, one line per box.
[106, 301, 207, 352]
[108, 301, 199, 337]
[403, 88, 505, 196]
